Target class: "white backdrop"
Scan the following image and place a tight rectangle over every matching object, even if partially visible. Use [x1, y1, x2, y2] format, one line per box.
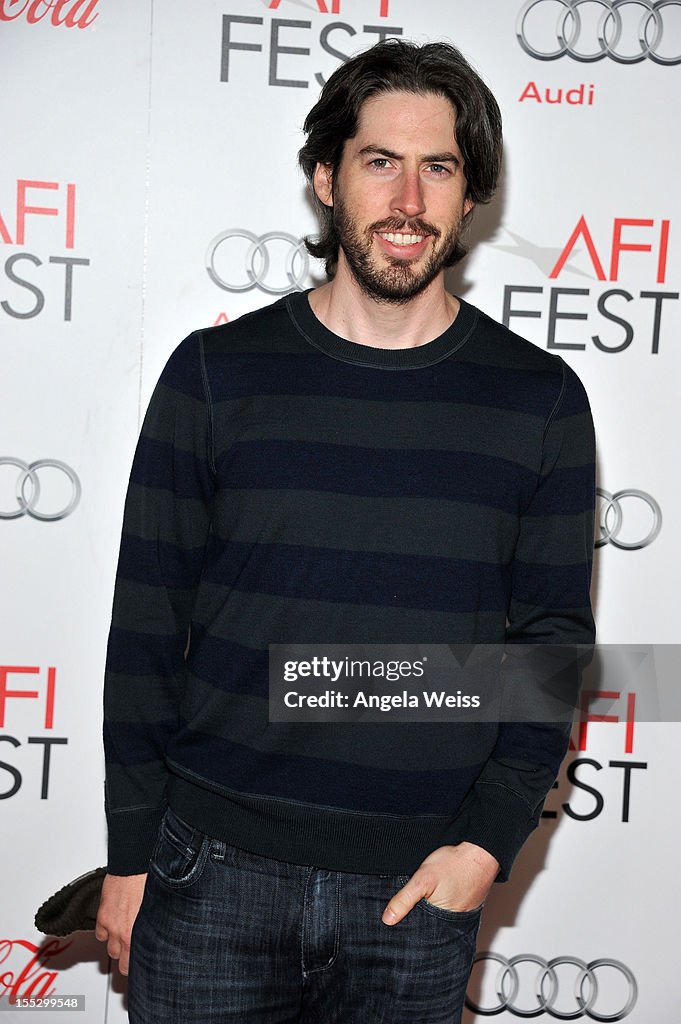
[2, 1, 680, 1020]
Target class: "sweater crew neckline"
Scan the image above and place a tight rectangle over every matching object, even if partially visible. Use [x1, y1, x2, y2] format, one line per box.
[286, 288, 478, 370]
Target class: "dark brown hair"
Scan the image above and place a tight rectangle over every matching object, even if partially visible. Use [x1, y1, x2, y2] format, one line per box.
[298, 38, 503, 277]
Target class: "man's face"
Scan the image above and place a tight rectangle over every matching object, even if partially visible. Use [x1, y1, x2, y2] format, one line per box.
[314, 90, 474, 304]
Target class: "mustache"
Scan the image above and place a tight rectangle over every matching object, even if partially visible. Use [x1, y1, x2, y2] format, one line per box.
[369, 218, 440, 239]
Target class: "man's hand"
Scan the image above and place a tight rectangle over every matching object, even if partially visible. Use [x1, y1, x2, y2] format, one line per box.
[382, 843, 499, 926]
[95, 873, 147, 975]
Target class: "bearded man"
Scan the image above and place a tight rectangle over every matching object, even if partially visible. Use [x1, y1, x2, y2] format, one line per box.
[96, 38, 596, 1024]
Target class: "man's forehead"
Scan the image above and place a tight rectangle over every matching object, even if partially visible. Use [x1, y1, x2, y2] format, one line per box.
[351, 90, 460, 147]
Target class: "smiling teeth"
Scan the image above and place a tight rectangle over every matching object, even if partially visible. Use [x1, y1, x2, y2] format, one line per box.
[380, 232, 424, 245]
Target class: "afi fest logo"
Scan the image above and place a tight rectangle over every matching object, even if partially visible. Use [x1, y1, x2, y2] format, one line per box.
[0, 939, 71, 1006]
[543, 678, 647, 825]
[0, 0, 99, 28]
[220, 0, 402, 89]
[268, 0, 390, 11]
[499, 216, 678, 353]
[0, 180, 89, 321]
[0, 666, 68, 800]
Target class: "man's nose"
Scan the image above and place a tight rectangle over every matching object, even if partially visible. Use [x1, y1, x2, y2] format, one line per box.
[391, 170, 426, 219]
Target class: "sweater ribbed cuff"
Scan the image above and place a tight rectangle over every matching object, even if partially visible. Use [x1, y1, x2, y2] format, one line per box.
[440, 784, 539, 882]
[105, 803, 166, 875]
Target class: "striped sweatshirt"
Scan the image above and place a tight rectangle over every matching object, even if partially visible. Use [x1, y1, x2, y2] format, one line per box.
[103, 290, 596, 880]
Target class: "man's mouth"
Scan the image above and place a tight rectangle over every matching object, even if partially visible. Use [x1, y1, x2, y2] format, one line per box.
[377, 231, 428, 247]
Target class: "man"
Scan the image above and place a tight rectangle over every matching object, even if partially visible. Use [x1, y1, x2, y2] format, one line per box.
[96, 39, 595, 1023]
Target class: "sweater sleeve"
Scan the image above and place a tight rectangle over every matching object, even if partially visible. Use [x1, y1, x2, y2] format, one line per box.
[103, 333, 215, 875]
[447, 360, 596, 880]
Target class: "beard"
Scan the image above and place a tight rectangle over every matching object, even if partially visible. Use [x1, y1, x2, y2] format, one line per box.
[332, 194, 465, 305]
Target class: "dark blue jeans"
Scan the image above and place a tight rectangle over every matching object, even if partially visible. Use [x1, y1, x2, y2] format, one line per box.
[128, 807, 482, 1023]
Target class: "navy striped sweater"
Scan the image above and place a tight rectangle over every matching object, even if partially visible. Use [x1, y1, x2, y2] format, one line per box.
[103, 290, 596, 879]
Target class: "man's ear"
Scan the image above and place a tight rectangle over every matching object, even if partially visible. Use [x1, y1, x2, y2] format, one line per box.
[463, 196, 475, 217]
[313, 163, 334, 208]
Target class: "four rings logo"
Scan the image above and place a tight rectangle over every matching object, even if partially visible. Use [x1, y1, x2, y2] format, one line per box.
[597, 488, 661, 549]
[206, 229, 312, 295]
[517, 0, 681, 64]
[466, 953, 637, 1020]
[0, 458, 81, 521]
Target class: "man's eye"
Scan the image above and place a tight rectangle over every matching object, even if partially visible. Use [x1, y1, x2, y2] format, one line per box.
[428, 163, 450, 175]
[370, 158, 390, 169]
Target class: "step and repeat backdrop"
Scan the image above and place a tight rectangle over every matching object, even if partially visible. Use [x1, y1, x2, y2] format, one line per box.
[2, 1, 680, 1021]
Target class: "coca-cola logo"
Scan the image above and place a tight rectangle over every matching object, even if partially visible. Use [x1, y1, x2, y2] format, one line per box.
[0, 938, 72, 1005]
[0, 0, 99, 29]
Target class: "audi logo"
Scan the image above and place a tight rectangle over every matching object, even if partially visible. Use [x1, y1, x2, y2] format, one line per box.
[466, 953, 637, 1020]
[0, 458, 81, 521]
[517, 0, 681, 64]
[206, 229, 311, 295]
[596, 488, 661, 549]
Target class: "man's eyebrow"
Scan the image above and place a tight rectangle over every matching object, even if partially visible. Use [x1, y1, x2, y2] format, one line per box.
[357, 145, 461, 165]
[423, 152, 461, 164]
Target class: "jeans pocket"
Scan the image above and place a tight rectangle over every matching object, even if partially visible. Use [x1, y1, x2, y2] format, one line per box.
[397, 875, 484, 926]
[149, 809, 210, 889]
[417, 898, 484, 923]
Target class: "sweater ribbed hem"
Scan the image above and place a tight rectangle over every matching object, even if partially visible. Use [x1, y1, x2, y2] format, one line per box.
[166, 771, 471, 876]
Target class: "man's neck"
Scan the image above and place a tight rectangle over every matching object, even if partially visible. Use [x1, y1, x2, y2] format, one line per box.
[307, 259, 460, 350]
